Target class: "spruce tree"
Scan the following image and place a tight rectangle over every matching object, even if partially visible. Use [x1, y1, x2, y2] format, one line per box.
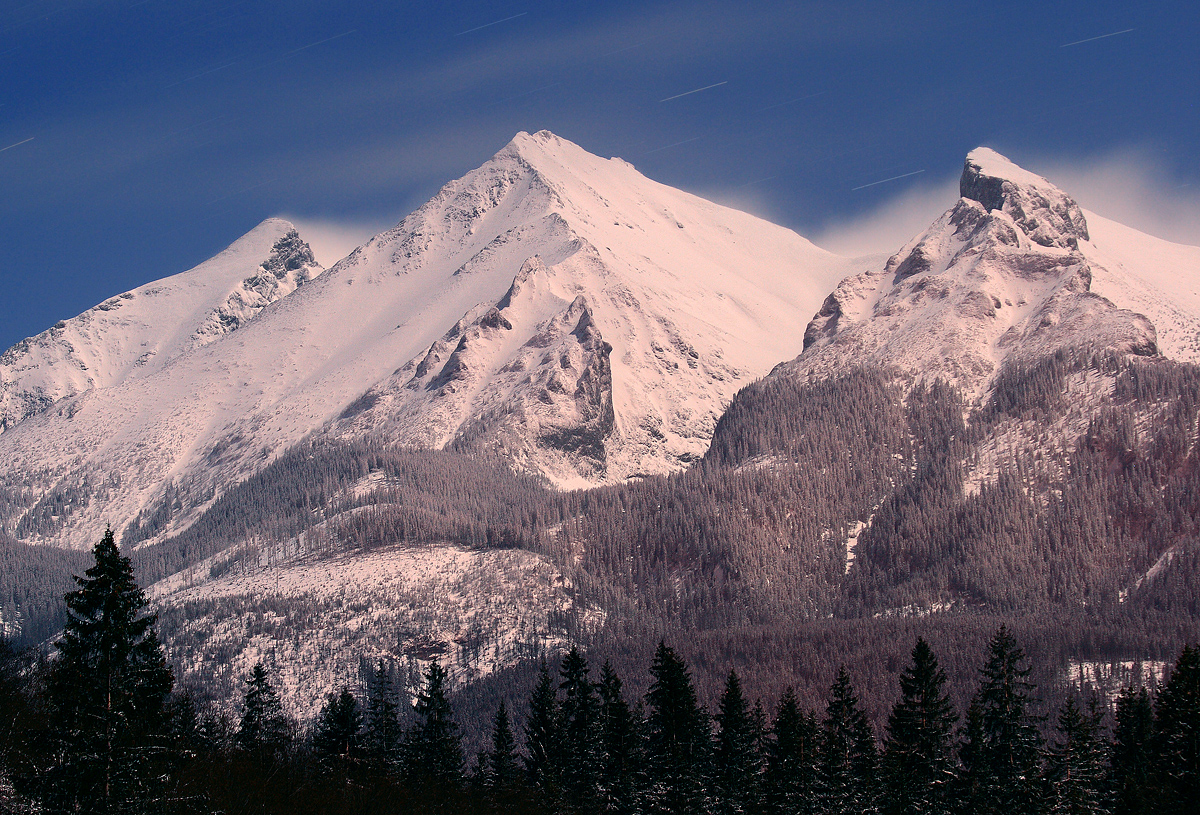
[312, 686, 362, 773]
[40, 528, 175, 815]
[1045, 696, 1108, 815]
[363, 661, 402, 771]
[557, 647, 601, 814]
[882, 638, 957, 815]
[525, 659, 562, 803]
[643, 642, 710, 815]
[597, 661, 639, 815]
[818, 667, 878, 815]
[713, 669, 762, 815]
[1151, 645, 1200, 815]
[484, 701, 523, 814]
[236, 663, 292, 754]
[0, 636, 38, 814]
[403, 662, 463, 794]
[957, 626, 1043, 815]
[764, 687, 819, 815]
[1109, 686, 1153, 815]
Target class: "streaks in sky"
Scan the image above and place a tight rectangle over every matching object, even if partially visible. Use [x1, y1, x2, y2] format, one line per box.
[659, 81, 727, 103]
[0, 137, 34, 153]
[455, 12, 527, 36]
[644, 136, 702, 155]
[1060, 28, 1136, 47]
[851, 169, 925, 191]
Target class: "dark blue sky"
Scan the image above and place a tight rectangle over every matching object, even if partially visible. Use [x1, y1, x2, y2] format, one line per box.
[2, 0, 1196, 353]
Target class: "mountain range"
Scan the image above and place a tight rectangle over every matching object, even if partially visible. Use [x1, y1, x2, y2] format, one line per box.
[2, 132, 1198, 717]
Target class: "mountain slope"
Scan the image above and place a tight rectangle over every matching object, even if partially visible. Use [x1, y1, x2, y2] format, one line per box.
[0, 219, 321, 432]
[0, 131, 859, 548]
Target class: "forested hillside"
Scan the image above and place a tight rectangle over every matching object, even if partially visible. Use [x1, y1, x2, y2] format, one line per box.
[6, 342, 1197, 725]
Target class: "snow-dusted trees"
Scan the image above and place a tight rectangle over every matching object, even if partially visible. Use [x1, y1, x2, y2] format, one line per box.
[236, 663, 292, 755]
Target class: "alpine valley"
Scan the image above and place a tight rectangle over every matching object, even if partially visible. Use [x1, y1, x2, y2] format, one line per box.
[3, 132, 1199, 723]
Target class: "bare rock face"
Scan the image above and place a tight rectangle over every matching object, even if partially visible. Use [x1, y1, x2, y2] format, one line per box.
[959, 148, 1089, 249]
[190, 229, 321, 341]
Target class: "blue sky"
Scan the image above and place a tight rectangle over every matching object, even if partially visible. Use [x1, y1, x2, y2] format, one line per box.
[1, 0, 1197, 353]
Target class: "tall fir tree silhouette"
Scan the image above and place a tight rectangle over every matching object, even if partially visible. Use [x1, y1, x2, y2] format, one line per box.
[765, 687, 819, 815]
[41, 528, 175, 815]
[236, 663, 292, 755]
[818, 667, 877, 815]
[713, 669, 762, 815]
[1109, 686, 1154, 815]
[882, 638, 957, 815]
[643, 642, 709, 815]
[1045, 696, 1107, 815]
[403, 662, 463, 797]
[957, 626, 1043, 815]
[1151, 645, 1200, 815]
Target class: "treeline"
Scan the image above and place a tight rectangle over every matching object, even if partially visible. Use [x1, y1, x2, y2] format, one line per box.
[2, 532, 1197, 815]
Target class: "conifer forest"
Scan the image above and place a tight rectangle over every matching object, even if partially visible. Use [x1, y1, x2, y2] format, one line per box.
[1, 529, 1198, 814]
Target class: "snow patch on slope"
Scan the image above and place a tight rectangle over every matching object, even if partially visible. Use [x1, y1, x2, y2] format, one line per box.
[151, 539, 587, 719]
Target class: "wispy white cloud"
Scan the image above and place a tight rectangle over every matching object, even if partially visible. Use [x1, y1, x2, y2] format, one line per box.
[808, 174, 959, 257]
[803, 147, 1200, 258]
[1036, 149, 1200, 248]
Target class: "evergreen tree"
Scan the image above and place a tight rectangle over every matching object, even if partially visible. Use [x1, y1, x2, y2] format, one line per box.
[484, 701, 523, 814]
[597, 661, 639, 815]
[363, 661, 402, 771]
[403, 662, 463, 794]
[559, 646, 602, 814]
[882, 638, 957, 815]
[643, 642, 710, 815]
[957, 626, 1043, 815]
[818, 667, 877, 815]
[39, 528, 175, 815]
[525, 659, 562, 803]
[236, 663, 292, 754]
[0, 636, 38, 815]
[1045, 696, 1108, 815]
[1109, 686, 1154, 815]
[312, 686, 362, 772]
[1151, 645, 1200, 815]
[764, 687, 819, 815]
[712, 669, 762, 815]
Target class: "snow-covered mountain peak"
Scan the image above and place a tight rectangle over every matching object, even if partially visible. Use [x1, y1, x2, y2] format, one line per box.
[0, 218, 322, 433]
[785, 150, 1161, 399]
[960, 147, 1089, 249]
[0, 132, 861, 545]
